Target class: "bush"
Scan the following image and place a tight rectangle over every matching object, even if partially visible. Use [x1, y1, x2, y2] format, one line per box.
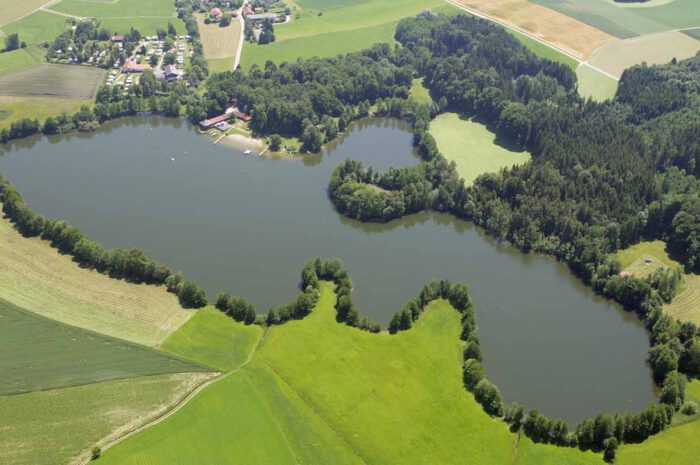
[91, 446, 101, 460]
[681, 401, 698, 415]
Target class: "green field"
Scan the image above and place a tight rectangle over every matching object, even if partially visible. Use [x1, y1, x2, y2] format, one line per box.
[0, 49, 38, 76]
[0, 372, 211, 465]
[1, 10, 71, 46]
[0, 63, 105, 99]
[241, 0, 445, 69]
[616, 240, 678, 270]
[162, 306, 263, 372]
[0, 216, 194, 346]
[0, 95, 92, 130]
[0, 298, 208, 395]
[531, 0, 700, 38]
[684, 28, 700, 41]
[429, 113, 531, 185]
[47, 0, 183, 35]
[410, 77, 433, 104]
[577, 64, 619, 101]
[0, 0, 49, 26]
[509, 30, 580, 69]
[100, 283, 602, 465]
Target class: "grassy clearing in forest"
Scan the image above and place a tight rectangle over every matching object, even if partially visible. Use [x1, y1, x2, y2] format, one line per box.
[410, 78, 433, 105]
[161, 306, 263, 372]
[0, 215, 193, 346]
[101, 283, 602, 465]
[0, 372, 212, 465]
[0, 298, 208, 396]
[429, 112, 530, 185]
[576, 64, 618, 101]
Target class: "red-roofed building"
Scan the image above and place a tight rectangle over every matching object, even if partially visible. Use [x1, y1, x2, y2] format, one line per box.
[235, 110, 252, 122]
[210, 7, 222, 18]
[619, 271, 632, 277]
[199, 112, 235, 129]
[122, 60, 150, 73]
[242, 6, 254, 17]
[112, 34, 126, 43]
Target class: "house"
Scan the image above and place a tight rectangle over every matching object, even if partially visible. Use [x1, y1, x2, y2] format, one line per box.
[210, 7, 223, 18]
[619, 271, 632, 277]
[247, 13, 279, 23]
[199, 112, 236, 129]
[242, 5, 254, 16]
[122, 60, 150, 73]
[112, 34, 125, 43]
[164, 64, 180, 81]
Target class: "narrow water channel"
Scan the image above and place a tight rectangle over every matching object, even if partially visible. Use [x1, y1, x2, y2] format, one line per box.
[0, 116, 655, 423]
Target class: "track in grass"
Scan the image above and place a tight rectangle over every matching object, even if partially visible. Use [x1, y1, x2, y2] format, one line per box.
[0, 298, 210, 396]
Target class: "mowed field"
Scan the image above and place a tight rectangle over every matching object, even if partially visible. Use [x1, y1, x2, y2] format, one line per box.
[0, 215, 193, 346]
[615, 240, 700, 325]
[195, 13, 240, 70]
[429, 113, 531, 185]
[240, 0, 445, 69]
[0, 372, 213, 465]
[589, 30, 700, 78]
[0, 95, 91, 130]
[0, 0, 48, 27]
[0, 298, 208, 395]
[576, 64, 618, 101]
[100, 283, 603, 465]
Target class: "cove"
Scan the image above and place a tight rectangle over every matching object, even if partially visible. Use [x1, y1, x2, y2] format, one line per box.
[0, 116, 655, 424]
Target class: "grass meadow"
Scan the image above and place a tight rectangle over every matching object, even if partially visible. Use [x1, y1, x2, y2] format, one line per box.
[410, 78, 433, 105]
[0, 95, 91, 130]
[0, 215, 193, 346]
[161, 306, 263, 372]
[0, 0, 48, 26]
[100, 283, 603, 465]
[429, 113, 531, 185]
[0, 372, 212, 465]
[196, 13, 240, 61]
[0, 63, 105, 99]
[0, 298, 208, 395]
[1, 10, 70, 46]
[576, 64, 618, 101]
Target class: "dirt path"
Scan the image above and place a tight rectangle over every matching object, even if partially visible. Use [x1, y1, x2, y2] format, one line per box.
[233, 1, 247, 70]
[76, 328, 267, 465]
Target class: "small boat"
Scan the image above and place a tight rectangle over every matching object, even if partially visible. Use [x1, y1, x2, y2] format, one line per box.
[244, 150, 252, 155]
[170, 157, 175, 161]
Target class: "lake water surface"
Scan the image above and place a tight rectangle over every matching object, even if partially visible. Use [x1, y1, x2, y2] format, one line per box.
[0, 117, 655, 424]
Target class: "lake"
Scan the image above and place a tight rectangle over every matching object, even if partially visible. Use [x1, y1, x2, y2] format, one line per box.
[0, 116, 655, 424]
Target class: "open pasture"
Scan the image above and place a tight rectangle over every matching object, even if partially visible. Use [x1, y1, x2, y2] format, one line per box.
[532, 0, 700, 38]
[161, 306, 263, 372]
[576, 64, 618, 101]
[1, 10, 71, 47]
[0, 0, 49, 27]
[0, 63, 105, 99]
[0, 298, 208, 396]
[450, 0, 615, 59]
[101, 283, 603, 465]
[0, 372, 212, 465]
[429, 113, 530, 185]
[0, 216, 193, 346]
[0, 49, 38, 76]
[195, 13, 240, 64]
[0, 95, 91, 130]
[589, 30, 700, 78]
[666, 274, 700, 325]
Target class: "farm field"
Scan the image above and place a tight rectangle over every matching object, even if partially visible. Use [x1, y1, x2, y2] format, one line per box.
[161, 306, 263, 372]
[0, 372, 212, 465]
[684, 28, 700, 40]
[241, 0, 445, 69]
[1, 9, 70, 47]
[429, 113, 531, 185]
[195, 13, 240, 69]
[448, 0, 615, 59]
[0, 95, 90, 130]
[207, 57, 234, 73]
[589, 30, 700, 78]
[0, 49, 38, 76]
[0, 298, 208, 395]
[0, 0, 48, 27]
[100, 283, 603, 465]
[532, 0, 700, 38]
[576, 64, 618, 101]
[0, 215, 193, 346]
[0, 63, 105, 99]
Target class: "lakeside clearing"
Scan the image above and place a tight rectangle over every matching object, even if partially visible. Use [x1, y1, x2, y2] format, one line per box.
[429, 113, 531, 185]
[0, 214, 193, 346]
[0, 372, 213, 465]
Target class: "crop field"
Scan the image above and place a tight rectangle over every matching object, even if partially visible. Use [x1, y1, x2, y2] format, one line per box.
[589, 30, 700, 78]
[241, 0, 445, 69]
[0, 372, 212, 465]
[532, 0, 700, 38]
[0, 49, 38, 76]
[1, 10, 71, 47]
[196, 13, 240, 62]
[429, 113, 531, 185]
[162, 306, 263, 372]
[0, 298, 208, 395]
[0, 216, 193, 346]
[0, 95, 91, 130]
[100, 283, 603, 465]
[0, 63, 105, 99]
[450, 0, 615, 59]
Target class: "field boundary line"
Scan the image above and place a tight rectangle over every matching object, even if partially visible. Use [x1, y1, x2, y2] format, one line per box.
[76, 327, 267, 464]
[443, 0, 620, 81]
[233, 1, 246, 69]
[261, 359, 371, 465]
[0, 0, 61, 30]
